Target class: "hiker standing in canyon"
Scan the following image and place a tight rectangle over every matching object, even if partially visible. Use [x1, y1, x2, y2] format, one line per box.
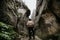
[26, 19, 35, 40]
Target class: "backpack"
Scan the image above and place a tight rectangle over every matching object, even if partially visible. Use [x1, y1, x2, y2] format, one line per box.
[26, 21, 34, 27]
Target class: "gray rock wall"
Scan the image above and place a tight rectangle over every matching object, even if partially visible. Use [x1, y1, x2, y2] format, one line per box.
[36, 0, 60, 39]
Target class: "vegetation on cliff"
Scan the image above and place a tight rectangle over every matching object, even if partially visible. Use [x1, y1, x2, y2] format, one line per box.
[0, 22, 16, 40]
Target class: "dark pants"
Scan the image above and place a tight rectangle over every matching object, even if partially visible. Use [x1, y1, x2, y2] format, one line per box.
[28, 27, 35, 40]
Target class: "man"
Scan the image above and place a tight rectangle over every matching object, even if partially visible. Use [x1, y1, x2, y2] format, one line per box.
[26, 19, 35, 40]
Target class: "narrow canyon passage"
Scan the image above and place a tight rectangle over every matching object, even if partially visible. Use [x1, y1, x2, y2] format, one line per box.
[22, 0, 36, 19]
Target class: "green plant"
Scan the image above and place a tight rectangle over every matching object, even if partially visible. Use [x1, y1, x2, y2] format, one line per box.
[0, 22, 16, 40]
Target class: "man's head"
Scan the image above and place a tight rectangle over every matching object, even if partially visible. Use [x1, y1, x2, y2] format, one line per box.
[29, 19, 31, 21]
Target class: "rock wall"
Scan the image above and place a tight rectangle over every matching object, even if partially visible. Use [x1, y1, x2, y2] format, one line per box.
[0, 0, 29, 26]
[0, 0, 30, 40]
[36, 0, 60, 39]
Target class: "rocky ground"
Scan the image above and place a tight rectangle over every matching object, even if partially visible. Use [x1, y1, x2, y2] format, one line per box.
[17, 35, 42, 40]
